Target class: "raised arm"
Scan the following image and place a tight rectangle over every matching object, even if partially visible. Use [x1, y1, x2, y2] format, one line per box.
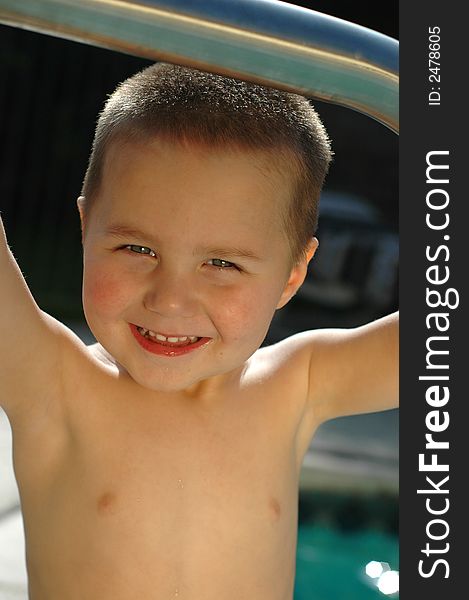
[0, 215, 64, 424]
[306, 312, 399, 423]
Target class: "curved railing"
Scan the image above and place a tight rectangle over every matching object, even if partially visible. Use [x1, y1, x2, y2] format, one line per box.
[0, 0, 398, 132]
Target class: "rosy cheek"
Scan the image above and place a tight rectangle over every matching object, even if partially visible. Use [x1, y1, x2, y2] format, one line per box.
[84, 267, 129, 316]
[214, 286, 272, 339]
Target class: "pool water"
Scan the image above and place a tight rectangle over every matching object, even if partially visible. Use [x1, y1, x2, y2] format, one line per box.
[294, 523, 399, 599]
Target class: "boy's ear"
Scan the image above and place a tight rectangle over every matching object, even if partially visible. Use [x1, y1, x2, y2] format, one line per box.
[77, 196, 86, 240]
[276, 238, 318, 309]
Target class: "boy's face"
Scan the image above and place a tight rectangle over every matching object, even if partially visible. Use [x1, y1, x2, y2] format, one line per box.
[78, 138, 316, 396]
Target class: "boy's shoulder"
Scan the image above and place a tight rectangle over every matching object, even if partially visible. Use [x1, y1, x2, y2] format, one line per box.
[245, 333, 319, 416]
[250, 333, 314, 383]
[251, 329, 336, 381]
[253, 314, 398, 423]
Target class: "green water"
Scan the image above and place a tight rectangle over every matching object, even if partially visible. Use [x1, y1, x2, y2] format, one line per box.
[294, 524, 399, 599]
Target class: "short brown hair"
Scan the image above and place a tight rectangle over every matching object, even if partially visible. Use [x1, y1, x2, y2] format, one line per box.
[81, 62, 332, 263]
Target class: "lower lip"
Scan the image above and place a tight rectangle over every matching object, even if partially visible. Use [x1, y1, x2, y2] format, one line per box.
[129, 324, 211, 357]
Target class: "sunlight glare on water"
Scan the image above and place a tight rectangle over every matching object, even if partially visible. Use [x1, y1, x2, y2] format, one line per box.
[365, 560, 388, 578]
[377, 570, 399, 595]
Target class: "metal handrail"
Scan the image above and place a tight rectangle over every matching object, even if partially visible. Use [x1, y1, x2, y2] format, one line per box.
[0, 0, 398, 132]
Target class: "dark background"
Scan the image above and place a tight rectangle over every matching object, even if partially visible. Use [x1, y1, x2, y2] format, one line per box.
[0, 1, 398, 334]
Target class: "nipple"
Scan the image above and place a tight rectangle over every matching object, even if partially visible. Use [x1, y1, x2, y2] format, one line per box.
[97, 491, 117, 515]
[269, 496, 281, 520]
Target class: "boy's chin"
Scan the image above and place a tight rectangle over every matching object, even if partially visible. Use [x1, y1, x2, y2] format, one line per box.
[88, 336, 208, 394]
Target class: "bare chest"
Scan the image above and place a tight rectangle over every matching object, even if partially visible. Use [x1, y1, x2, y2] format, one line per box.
[18, 387, 302, 599]
[61, 403, 300, 526]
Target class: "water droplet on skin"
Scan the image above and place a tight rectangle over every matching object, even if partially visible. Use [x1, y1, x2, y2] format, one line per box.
[177, 479, 184, 489]
[175, 588, 179, 596]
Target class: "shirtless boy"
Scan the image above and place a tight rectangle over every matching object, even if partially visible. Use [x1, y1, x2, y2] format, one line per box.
[0, 63, 398, 599]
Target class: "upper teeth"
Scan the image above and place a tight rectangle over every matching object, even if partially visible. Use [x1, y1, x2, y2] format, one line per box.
[137, 327, 198, 343]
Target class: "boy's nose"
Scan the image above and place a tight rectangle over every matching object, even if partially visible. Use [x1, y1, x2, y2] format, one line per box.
[142, 271, 198, 318]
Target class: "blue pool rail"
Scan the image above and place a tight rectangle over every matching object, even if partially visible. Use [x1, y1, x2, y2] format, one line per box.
[0, 0, 398, 133]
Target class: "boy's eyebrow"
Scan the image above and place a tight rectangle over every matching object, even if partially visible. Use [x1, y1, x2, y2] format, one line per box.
[105, 224, 155, 241]
[194, 246, 262, 261]
[104, 224, 261, 260]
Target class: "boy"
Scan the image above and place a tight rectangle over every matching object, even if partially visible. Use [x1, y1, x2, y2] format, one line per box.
[0, 63, 398, 599]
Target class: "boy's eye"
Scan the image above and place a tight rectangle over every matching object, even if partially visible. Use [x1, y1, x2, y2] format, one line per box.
[207, 258, 237, 269]
[124, 244, 157, 257]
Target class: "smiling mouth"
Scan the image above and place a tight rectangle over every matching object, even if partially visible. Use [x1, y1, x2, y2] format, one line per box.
[135, 325, 203, 347]
[130, 323, 211, 357]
